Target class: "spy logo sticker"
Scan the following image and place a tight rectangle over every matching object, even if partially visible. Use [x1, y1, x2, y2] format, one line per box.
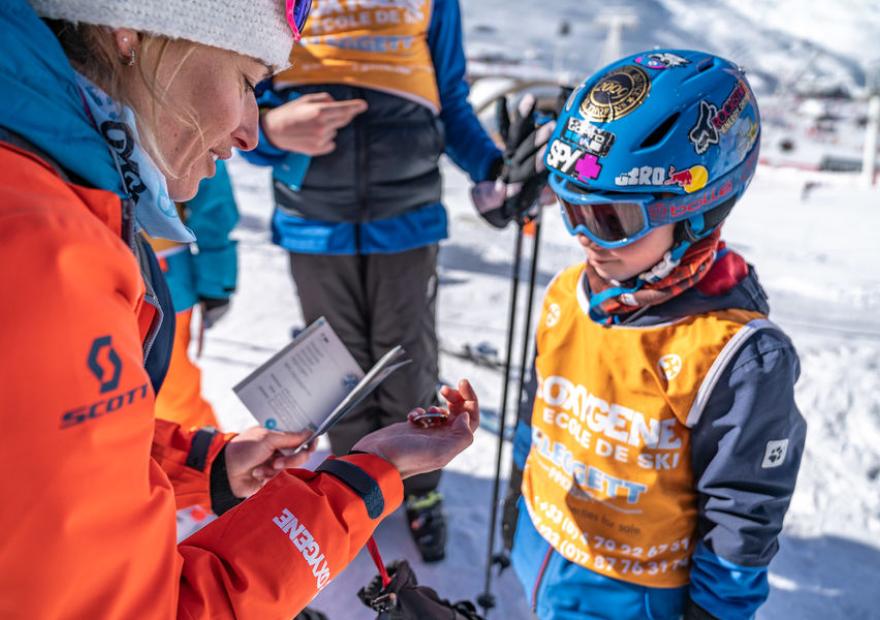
[546, 139, 585, 174]
[762, 439, 789, 469]
[581, 65, 651, 122]
[689, 101, 720, 154]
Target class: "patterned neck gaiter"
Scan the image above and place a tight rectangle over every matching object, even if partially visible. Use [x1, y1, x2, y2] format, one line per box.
[584, 229, 722, 323]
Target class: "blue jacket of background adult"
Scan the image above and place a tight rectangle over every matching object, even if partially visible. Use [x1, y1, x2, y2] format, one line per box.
[158, 160, 239, 313]
[510, 260, 806, 620]
[240, 0, 501, 255]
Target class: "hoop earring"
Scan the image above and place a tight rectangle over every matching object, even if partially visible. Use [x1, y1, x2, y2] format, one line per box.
[126, 48, 136, 67]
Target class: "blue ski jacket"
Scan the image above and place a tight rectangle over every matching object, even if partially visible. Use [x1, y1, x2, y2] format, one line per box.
[152, 160, 240, 313]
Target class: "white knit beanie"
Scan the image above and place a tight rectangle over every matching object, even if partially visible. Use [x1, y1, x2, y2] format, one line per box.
[29, 0, 295, 70]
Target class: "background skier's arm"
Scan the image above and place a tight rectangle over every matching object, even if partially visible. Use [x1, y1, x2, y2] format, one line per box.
[240, 82, 299, 167]
[687, 329, 807, 619]
[428, 0, 502, 183]
[185, 159, 239, 305]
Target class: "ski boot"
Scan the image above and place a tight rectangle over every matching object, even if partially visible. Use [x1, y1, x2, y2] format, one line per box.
[405, 491, 447, 563]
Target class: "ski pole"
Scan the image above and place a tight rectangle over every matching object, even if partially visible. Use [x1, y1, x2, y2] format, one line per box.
[477, 218, 525, 615]
[490, 209, 543, 575]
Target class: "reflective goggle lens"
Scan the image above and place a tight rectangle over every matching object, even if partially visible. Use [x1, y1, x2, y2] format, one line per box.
[285, 0, 313, 40]
[561, 200, 648, 244]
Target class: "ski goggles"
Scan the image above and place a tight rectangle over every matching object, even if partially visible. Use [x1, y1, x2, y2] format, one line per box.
[559, 192, 668, 249]
[285, 0, 313, 42]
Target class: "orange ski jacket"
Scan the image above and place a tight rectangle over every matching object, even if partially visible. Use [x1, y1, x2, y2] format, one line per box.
[0, 138, 403, 618]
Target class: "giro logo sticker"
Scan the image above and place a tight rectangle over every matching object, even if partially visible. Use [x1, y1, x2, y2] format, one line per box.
[635, 52, 690, 70]
[762, 439, 789, 469]
[566, 118, 615, 156]
[615, 166, 667, 187]
[615, 165, 708, 193]
[581, 65, 651, 122]
[88, 335, 122, 394]
[658, 354, 683, 381]
[689, 101, 720, 154]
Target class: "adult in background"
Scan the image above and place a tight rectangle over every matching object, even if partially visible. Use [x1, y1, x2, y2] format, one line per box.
[244, 0, 550, 562]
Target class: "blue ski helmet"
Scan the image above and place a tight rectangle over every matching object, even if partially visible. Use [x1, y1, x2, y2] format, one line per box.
[546, 50, 760, 247]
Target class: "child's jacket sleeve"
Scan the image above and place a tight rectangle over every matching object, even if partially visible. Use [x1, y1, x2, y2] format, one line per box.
[688, 328, 807, 619]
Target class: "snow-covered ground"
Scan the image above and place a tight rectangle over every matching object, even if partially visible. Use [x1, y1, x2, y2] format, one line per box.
[200, 153, 880, 619]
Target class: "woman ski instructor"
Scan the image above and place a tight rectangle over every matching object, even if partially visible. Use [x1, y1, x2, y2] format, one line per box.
[0, 0, 480, 617]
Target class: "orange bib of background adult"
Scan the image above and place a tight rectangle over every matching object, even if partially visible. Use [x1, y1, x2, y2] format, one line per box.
[522, 263, 764, 588]
[279, 0, 440, 113]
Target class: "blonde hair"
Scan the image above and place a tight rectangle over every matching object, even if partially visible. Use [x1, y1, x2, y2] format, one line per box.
[48, 20, 205, 179]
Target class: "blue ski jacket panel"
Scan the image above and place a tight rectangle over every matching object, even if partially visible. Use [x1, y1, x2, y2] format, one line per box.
[239, 0, 501, 255]
[161, 160, 239, 312]
[511, 265, 806, 620]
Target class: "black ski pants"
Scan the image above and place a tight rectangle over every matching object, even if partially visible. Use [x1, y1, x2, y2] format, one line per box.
[289, 244, 441, 497]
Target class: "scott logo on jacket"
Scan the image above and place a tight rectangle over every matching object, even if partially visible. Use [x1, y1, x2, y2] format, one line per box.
[60, 335, 149, 429]
[272, 508, 332, 590]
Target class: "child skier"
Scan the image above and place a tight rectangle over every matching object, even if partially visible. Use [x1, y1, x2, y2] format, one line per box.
[505, 50, 806, 619]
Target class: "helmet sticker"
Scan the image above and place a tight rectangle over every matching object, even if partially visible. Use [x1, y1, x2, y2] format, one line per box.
[580, 65, 651, 122]
[734, 119, 759, 159]
[546, 138, 603, 181]
[565, 118, 615, 156]
[713, 81, 749, 133]
[689, 81, 751, 154]
[635, 52, 690, 70]
[614, 164, 708, 193]
[689, 100, 720, 154]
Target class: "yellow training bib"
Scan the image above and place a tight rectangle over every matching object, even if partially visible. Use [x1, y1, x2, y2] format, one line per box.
[522, 263, 765, 588]
[278, 0, 440, 113]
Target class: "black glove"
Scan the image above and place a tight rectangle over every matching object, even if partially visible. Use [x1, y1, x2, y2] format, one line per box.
[472, 94, 556, 229]
[200, 297, 231, 329]
[501, 463, 524, 553]
[359, 560, 484, 620]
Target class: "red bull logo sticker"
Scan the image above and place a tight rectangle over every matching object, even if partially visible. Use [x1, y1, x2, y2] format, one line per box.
[614, 165, 708, 193]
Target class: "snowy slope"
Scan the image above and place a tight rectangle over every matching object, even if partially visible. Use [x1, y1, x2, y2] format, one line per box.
[200, 155, 880, 619]
[463, 0, 880, 95]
